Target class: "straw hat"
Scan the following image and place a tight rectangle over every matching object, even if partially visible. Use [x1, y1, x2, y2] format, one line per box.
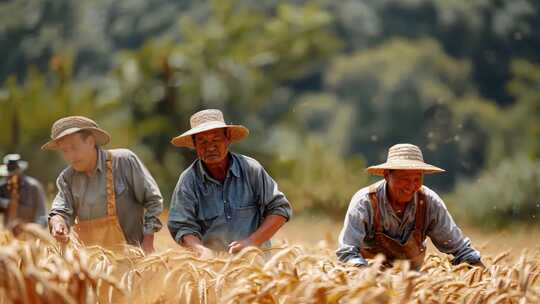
[366, 143, 445, 176]
[171, 109, 249, 149]
[41, 116, 111, 150]
[0, 154, 28, 177]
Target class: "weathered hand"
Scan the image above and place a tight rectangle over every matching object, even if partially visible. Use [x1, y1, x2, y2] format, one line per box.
[181, 234, 214, 259]
[50, 216, 69, 244]
[228, 239, 253, 254]
[142, 234, 155, 254]
[197, 246, 215, 260]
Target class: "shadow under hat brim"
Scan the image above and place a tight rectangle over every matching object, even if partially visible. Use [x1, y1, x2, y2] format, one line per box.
[171, 121, 249, 148]
[366, 161, 445, 176]
[41, 127, 111, 150]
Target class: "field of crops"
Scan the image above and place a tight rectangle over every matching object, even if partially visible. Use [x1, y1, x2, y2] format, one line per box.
[1, 217, 539, 303]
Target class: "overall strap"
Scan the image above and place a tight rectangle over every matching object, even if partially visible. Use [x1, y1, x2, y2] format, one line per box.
[368, 182, 383, 233]
[105, 150, 117, 217]
[7, 175, 19, 220]
[414, 188, 427, 236]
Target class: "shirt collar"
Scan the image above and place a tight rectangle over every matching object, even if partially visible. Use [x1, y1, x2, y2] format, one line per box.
[95, 147, 105, 174]
[229, 153, 241, 178]
[197, 153, 240, 184]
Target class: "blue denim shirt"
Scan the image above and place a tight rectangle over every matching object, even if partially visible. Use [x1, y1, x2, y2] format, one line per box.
[0, 175, 48, 227]
[337, 181, 482, 266]
[167, 153, 292, 251]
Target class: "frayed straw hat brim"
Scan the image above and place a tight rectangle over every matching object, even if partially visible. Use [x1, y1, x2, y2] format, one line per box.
[367, 161, 445, 176]
[171, 121, 249, 149]
[366, 143, 445, 176]
[41, 127, 111, 150]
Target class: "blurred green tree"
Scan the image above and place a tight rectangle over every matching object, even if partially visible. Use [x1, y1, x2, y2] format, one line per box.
[449, 156, 540, 229]
[1, 0, 539, 224]
[505, 60, 540, 160]
[325, 38, 488, 191]
[110, 0, 342, 198]
[0, 0, 194, 83]
[328, 0, 540, 106]
[263, 92, 368, 217]
[0, 0, 76, 82]
[0, 55, 123, 193]
[446, 60, 540, 228]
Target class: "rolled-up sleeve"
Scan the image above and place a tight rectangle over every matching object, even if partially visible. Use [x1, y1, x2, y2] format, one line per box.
[49, 173, 75, 227]
[254, 165, 292, 221]
[336, 191, 372, 266]
[123, 153, 163, 235]
[425, 191, 482, 265]
[167, 175, 203, 244]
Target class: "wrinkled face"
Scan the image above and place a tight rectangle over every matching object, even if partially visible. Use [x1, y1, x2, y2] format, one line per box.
[56, 132, 97, 172]
[194, 128, 230, 165]
[384, 170, 423, 203]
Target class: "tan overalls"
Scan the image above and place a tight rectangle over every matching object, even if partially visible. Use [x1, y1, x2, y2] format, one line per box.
[72, 151, 126, 249]
[360, 183, 428, 270]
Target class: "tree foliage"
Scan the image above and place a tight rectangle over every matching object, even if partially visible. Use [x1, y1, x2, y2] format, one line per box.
[0, 0, 539, 227]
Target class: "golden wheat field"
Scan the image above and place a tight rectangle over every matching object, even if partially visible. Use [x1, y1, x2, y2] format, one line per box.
[1, 215, 540, 304]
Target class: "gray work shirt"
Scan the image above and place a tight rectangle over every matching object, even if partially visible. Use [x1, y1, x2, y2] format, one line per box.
[0, 175, 48, 227]
[49, 148, 163, 245]
[337, 181, 481, 266]
[167, 153, 292, 251]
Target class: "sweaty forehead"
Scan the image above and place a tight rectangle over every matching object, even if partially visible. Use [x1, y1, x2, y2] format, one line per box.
[195, 128, 227, 140]
[56, 133, 83, 148]
[390, 170, 423, 178]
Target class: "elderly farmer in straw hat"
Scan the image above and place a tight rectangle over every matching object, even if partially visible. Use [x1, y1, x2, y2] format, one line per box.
[44, 116, 163, 253]
[0, 154, 47, 227]
[167, 109, 292, 257]
[336, 144, 483, 269]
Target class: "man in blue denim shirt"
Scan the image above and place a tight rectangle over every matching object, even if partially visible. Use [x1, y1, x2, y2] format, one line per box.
[0, 154, 47, 227]
[167, 109, 292, 257]
[337, 144, 483, 269]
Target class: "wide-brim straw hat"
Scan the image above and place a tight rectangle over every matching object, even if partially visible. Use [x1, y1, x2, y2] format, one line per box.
[171, 109, 249, 149]
[366, 143, 445, 176]
[0, 154, 28, 176]
[41, 116, 111, 150]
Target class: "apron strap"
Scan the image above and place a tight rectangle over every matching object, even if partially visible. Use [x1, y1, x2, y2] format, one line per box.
[7, 175, 19, 222]
[74, 150, 117, 224]
[105, 150, 116, 217]
[368, 182, 383, 233]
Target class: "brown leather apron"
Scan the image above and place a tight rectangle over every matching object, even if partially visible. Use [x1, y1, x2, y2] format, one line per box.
[72, 151, 127, 249]
[360, 183, 427, 270]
